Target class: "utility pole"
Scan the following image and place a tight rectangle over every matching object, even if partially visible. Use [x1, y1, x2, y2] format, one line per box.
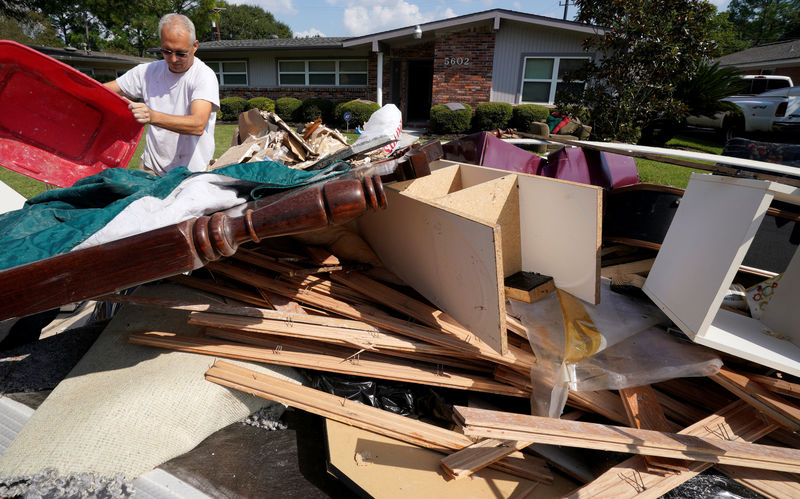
[559, 0, 573, 21]
[212, 6, 226, 41]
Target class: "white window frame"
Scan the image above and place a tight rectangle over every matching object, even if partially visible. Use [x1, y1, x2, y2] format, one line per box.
[519, 56, 590, 105]
[278, 59, 368, 87]
[207, 60, 248, 86]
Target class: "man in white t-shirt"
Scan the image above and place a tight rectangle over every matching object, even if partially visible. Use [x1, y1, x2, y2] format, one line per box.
[105, 13, 219, 175]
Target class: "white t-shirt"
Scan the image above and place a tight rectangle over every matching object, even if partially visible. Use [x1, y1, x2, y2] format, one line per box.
[118, 58, 219, 174]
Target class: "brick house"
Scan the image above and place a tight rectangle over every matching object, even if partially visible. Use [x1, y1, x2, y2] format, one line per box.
[196, 8, 601, 124]
[717, 39, 800, 85]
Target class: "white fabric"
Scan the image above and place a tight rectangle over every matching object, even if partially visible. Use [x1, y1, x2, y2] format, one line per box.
[117, 59, 220, 175]
[73, 174, 247, 251]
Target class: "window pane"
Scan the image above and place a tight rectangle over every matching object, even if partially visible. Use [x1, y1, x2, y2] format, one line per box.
[279, 61, 304, 72]
[339, 73, 367, 85]
[524, 59, 553, 79]
[309, 73, 335, 85]
[522, 82, 551, 102]
[223, 74, 247, 85]
[206, 62, 220, 72]
[555, 81, 584, 100]
[280, 73, 305, 85]
[222, 61, 246, 73]
[309, 61, 335, 72]
[340, 60, 367, 72]
[557, 59, 585, 79]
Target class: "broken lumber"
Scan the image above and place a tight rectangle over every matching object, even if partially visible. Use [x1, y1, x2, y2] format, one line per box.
[130, 332, 526, 397]
[711, 366, 800, 432]
[204, 360, 552, 483]
[454, 405, 800, 472]
[440, 438, 537, 480]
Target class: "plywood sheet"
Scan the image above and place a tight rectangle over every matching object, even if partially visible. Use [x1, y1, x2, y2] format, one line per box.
[761, 248, 800, 340]
[324, 419, 577, 498]
[358, 186, 507, 354]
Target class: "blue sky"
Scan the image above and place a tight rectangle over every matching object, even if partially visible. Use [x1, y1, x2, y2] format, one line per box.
[227, 0, 731, 38]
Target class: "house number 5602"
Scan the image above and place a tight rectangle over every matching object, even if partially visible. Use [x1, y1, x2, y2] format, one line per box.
[444, 57, 470, 66]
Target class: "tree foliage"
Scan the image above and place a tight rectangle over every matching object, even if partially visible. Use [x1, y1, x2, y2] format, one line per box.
[212, 1, 291, 41]
[728, 0, 798, 45]
[561, 0, 716, 143]
[0, 10, 64, 46]
[707, 10, 752, 56]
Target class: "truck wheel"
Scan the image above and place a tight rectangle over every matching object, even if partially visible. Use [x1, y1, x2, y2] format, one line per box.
[721, 117, 743, 143]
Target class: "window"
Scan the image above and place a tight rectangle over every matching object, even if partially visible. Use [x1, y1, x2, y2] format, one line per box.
[206, 60, 248, 86]
[278, 59, 368, 87]
[520, 57, 589, 104]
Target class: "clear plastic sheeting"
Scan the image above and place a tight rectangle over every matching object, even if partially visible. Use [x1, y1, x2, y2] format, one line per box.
[509, 279, 721, 417]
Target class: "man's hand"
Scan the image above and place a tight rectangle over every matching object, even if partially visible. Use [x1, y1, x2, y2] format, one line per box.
[128, 101, 152, 125]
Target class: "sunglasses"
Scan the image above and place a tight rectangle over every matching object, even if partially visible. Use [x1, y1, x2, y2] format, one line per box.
[160, 48, 190, 58]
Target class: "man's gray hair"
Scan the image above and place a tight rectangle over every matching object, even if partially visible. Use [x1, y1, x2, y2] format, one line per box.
[158, 13, 196, 44]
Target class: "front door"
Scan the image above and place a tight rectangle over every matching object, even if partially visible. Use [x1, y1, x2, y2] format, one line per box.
[406, 59, 433, 124]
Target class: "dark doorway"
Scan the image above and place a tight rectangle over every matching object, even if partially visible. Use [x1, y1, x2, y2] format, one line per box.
[391, 59, 402, 107]
[406, 59, 433, 124]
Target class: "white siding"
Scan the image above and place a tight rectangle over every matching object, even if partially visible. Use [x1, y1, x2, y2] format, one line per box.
[491, 20, 596, 104]
[200, 48, 369, 88]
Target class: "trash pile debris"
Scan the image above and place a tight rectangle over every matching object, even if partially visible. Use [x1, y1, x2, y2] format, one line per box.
[2, 92, 800, 496]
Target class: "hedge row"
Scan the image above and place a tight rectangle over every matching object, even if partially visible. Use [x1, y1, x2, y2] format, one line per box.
[219, 96, 380, 127]
[429, 102, 552, 134]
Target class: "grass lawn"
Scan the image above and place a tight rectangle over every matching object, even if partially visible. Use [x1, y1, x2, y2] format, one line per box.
[1, 124, 722, 199]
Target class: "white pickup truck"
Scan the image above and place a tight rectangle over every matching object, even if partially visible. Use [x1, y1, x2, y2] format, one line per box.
[686, 75, 800, 140]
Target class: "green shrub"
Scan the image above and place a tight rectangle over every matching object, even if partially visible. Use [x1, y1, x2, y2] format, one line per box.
[334, 99, 380, 127]
[298, 97, 334, 123]
[511, 104, 550, 132]
[219, 96, 250, 121]
[247, 97, 275, 113]
[429, 103, 472, 134]
[275, 97, 302, 121]
[473, 102, 513, 131]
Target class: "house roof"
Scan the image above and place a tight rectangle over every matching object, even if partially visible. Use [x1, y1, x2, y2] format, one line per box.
[196, 8, 601, 53]
[717, 39, 800, 68]
[29, 45, 154, 65]
[342, 8, 603, 49]
[199, 37, 349, 52]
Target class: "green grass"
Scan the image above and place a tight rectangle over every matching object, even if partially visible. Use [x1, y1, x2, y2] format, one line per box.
[634, 134, 724, 189]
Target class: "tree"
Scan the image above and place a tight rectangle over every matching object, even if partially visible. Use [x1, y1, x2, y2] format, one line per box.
[707, 10, 752, 56]
[0, 10, 64, 46]
[559, 0, 716, 143]
[213, 1, 291, 41]
[87, 0, 216, 56]
[727, 0, 795, 45]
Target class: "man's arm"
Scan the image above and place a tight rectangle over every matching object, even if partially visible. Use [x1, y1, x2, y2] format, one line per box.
[127, 99, 213, 136]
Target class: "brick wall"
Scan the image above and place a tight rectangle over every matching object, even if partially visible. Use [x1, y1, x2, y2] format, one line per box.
[432, 26, 494, 109]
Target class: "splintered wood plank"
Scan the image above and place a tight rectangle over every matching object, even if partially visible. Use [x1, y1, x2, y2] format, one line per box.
[358, 185, 508, 354]
[716, 464, 800, 498]
[440, 438, 539, 480]
[749, 373, 800, 400]
[620, 385, 690, 473]
[207, 260, 534, 371]
[204, 360, 551, 483]
[565, 401, 779, 498]
[131, 332, 526, 397]
[711, 366, 800, 432]
[454, 405, 800, 472]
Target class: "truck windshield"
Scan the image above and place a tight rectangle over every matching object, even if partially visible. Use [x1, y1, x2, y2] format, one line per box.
[749, 78, 791, 94]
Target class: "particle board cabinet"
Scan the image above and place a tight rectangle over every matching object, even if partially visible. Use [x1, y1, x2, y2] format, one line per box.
[643, 173, 800, 375]
[358, 160, 602, 355]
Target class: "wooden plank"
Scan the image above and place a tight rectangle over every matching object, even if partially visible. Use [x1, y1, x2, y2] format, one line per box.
[440, 438, 539, 480]
[131, 332, 527, 397]
[716, 464, 800, 499]
[620, 385, 690, 473]
[749, 373, 800, 400]
[600, 258, 655, 279]
[504, 271, 555, 303]
[357, 183, 508, 354]
[204, 360, 550, 482]
[207, 260, 534, 371]
[565, 401, 779, 498]
[454, 405, 800, 472]
[711, 366, 800, 432]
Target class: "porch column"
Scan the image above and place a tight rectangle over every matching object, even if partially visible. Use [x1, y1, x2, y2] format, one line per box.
[376, 51, 383, 107]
